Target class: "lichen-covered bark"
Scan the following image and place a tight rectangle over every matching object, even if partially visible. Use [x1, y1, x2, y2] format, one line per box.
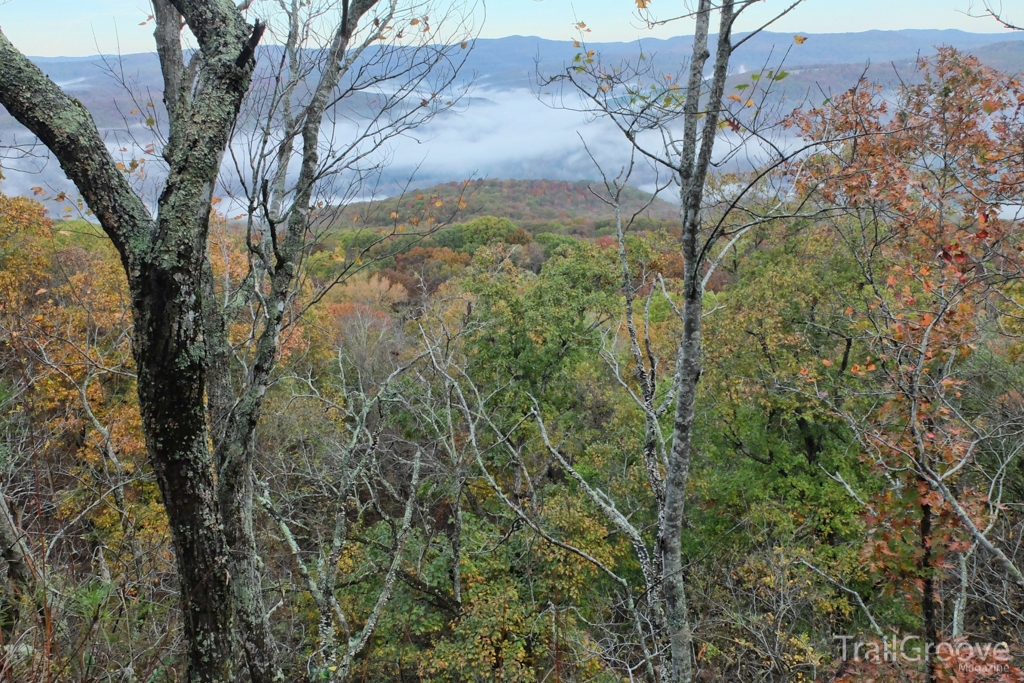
[0, 3, 264, 680]
[659, 3, 734, 682]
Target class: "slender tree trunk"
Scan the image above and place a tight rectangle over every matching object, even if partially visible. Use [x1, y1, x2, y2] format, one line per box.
[920, 497, 937, 683]
[659, 3, 734, 681]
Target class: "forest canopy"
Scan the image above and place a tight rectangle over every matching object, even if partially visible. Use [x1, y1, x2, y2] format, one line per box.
[2, 1, 1024, 683]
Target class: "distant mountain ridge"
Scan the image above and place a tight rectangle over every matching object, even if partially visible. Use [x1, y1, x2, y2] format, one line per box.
[470, 29, 1024, 88]
[4, 29, 1024, 199]
[4, 29, 1023, 131]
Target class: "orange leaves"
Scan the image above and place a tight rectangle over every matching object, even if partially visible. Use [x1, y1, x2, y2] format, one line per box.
[636, 0, 650, 8]
[727, 93, 756, 107]
[793, 35, 807, 45]
[31, 186, 44, 196]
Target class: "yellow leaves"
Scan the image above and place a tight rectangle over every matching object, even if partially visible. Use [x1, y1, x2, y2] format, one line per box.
[636, 0, 650, 7]
[435, 199, 444, 207]
[389, 211, 400, 219]
[793, 35, 807, 45]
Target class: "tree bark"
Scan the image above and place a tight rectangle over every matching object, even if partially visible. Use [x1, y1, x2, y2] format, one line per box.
[0, 2, 263, 679]
[659, 3, 733, 682]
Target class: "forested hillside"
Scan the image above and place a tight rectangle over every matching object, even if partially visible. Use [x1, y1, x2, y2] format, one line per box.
[6, 46, 1024, 679]
[3, 2, 1024, 683]
[345, 178, 678, 233]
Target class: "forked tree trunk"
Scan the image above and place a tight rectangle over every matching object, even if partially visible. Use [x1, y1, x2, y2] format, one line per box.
[0, 2, 264, 679]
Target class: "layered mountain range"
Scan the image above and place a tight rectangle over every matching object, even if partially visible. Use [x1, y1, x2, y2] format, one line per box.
[2, 29, 1022, 196]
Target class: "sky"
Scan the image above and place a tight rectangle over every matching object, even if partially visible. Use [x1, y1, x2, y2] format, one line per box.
[0, 0, 1014, 57]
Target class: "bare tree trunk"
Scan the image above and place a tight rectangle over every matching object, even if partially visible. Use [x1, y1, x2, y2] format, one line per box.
[920, 496, 937, 683]
[658, 3, 734, 681]
[206, 4, 382, 680]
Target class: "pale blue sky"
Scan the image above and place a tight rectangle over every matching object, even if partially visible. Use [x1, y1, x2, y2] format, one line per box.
[0, 0, 1011, 56]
